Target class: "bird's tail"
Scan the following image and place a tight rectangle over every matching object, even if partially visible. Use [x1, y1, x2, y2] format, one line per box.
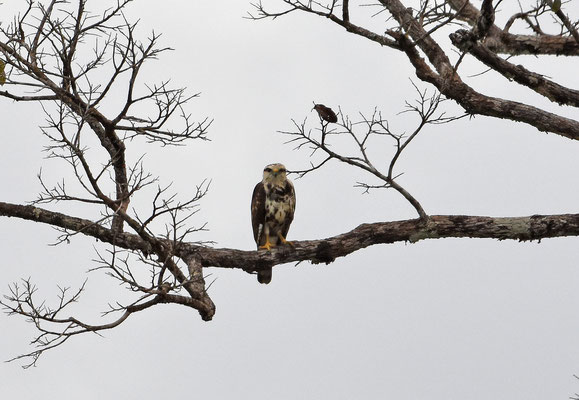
[257, 268, 272, 284]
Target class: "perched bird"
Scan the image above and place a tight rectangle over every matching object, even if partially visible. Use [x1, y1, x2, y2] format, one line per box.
[251, 163, 296, 284]
[313, 103, 338, 123]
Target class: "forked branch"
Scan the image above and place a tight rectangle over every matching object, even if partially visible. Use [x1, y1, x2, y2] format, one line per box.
[283, 87, 465, 221]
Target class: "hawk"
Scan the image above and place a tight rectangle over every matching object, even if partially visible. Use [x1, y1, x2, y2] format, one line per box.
[313, 104, 338, 123]
[251, 163, 296, 284]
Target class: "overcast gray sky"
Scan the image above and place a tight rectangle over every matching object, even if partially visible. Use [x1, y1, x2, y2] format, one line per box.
[2, 0, 579, 399]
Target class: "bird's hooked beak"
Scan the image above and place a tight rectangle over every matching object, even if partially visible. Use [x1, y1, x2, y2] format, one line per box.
[272, 168, 280, 176]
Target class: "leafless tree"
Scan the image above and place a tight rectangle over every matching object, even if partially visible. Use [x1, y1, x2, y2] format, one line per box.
[0, 0, 215, 367]
[0, 0, 578, 367]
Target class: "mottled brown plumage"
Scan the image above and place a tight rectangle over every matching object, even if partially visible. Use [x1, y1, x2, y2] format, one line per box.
[251, 163, 296, 284]
[313, 104, 338, 123]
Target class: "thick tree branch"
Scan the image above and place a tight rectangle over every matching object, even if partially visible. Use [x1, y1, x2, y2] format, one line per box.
[403, 41, 579, 138]
[188, 213, 579, 269]
[380, 2, 579, 139]
[0, 201, 153, 253]
[450, 29, 579, 107]
[2, 201, 579, 273]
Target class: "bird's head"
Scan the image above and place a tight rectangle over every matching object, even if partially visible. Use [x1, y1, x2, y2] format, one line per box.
[262, 163, 288, 186]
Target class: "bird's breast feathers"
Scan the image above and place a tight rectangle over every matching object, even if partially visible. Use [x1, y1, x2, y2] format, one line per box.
[264, 181, 295, 225]
[265, 197, 292, 224]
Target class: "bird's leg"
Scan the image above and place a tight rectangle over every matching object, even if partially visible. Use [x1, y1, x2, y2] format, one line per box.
[277, 232, 294, 247]
[259, 234, 274, 251]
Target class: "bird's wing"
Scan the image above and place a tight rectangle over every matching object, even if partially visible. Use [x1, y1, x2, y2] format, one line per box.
[281, 180, 296, 239]
[315, 104, 338, 123]
[322, 105, 338, 123]
[251, 182, 266, 247]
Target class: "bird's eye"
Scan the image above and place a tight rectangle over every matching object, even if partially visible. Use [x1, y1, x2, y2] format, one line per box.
[279, 168, 286, 173]
[264, 168, 272, 172]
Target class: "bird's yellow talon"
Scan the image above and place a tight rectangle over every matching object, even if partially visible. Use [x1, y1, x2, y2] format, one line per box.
[277, 233, 294, 247]
[259, 243, 273, 251]
[259, 236, 274, 251]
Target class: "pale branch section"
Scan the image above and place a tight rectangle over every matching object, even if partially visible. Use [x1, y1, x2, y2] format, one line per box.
[446, 0, 579, 56]
[250, 0, 579, 139]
